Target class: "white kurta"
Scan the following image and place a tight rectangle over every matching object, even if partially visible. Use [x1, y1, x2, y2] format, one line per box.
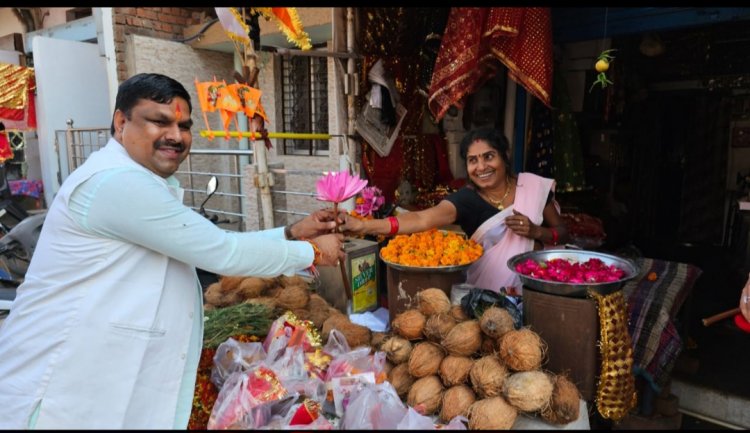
[0, 139, 314, 429]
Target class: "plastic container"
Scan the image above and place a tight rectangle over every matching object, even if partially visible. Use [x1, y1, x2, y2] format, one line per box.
[450, 283, 474, 305]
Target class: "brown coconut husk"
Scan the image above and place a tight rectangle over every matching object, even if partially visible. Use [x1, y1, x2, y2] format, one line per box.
[381, 335, 413, 364]
[306, 294, 334, 328]
[237, 277, 268, 299]
[370, 331, 389, 349]
[479, 335, 497, 355]
[244, 296, 278, 311]
[392, 309, 426, 340]
[441, 320, 482, 356]
[469, 355, 509, 398]
[407, 375, 444, 415]
[467, 396, 518, 430]
[416, 288, 452, 316]
[450, 304, 470, 322]
[204, 282, 229, 307]
[388, 362, 415, 397]
[479, 306, 515, 339]
[263, 284, 284, 298]
[274, 284, 311, 311]
[219, 275, 245, 292]
[408, 341, 446, 378]
[321, 314, 371, 348]
[439, 355, 475, 386]
[291, 308, 311, 322]
[276, 274, 308, 288]
[440, 384, 476, 423]
[383, 359, 395, 377]
[498, 328, 546, 372]
[424, 312, 457, 342]
[503, 370, 554, 413]
[540, 374, 581, 425]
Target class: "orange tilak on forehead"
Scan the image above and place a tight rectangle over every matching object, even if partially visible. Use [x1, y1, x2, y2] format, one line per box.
[173, 102, 182, 121]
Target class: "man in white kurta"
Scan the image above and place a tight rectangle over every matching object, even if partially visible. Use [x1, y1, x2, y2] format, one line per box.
[0, 73, 344, 429]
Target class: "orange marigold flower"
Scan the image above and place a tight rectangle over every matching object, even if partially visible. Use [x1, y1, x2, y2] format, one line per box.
[381, 229, 482, 267]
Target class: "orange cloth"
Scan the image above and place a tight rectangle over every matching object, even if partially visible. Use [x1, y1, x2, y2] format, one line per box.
[428, 7, 553, 122]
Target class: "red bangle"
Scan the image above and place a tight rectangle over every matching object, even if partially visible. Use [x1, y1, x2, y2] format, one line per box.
[387, 216, 399, 236]
[550, 227, 559, 245]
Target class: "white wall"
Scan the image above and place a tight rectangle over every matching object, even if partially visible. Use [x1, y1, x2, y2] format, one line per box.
[0, 8, 24, 35]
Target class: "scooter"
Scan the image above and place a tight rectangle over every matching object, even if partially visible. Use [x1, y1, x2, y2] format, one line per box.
[0, 210, 46, 318]
[196, 176, 228, 291]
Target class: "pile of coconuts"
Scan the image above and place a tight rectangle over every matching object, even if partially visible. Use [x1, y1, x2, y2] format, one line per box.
[205, 274, 374, 349]
[374, 287, 582, 429]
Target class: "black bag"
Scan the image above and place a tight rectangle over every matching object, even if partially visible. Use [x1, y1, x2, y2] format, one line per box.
[460, 287, 522, 329]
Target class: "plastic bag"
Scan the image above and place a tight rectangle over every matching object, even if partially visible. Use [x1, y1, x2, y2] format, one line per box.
[210, 338, 267, 388]
[340, 381, 407, 430]
[395, 407, 436, 429]
[461, 287, 522, 329]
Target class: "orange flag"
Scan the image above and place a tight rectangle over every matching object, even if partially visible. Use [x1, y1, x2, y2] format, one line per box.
[255, 7, 312, 50]
[228, 83, 262, 119]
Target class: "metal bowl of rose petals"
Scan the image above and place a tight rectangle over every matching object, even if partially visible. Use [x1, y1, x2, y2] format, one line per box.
[508, 249, 639, 298]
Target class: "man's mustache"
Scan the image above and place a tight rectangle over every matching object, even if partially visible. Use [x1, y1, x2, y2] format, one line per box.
[154, 141, 185, 152]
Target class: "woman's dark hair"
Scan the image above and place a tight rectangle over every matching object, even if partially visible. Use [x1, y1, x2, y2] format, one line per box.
[110, 73, 192, 134]
[459, 127, 513, 175]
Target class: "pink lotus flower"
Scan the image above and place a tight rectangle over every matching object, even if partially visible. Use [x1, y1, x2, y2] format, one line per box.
[316, 170, 368, 203]
[354, 186, 385, 217]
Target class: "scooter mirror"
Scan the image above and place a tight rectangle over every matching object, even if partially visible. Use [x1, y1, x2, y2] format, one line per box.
[206, 176, 218, 196]
[199, 176, 219, 216]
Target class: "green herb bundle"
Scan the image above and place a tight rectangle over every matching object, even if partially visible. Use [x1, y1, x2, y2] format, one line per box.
[203, 302, 274, 349]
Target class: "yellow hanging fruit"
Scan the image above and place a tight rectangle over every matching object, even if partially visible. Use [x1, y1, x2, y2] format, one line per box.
[595, 59, 610, 73]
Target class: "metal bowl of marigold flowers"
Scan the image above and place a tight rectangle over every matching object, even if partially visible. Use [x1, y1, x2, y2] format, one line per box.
[508, 249, 639, 297]
[379, 229, 484, 273]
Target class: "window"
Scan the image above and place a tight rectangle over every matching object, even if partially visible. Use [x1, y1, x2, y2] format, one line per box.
[281, 53, 329, 156]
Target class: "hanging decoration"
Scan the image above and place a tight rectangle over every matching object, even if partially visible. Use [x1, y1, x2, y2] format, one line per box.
[428, 7, 553, 122]
[589, 8, 616, 93]
[202, 7, 313, 149]
[0, 63, 36, 130]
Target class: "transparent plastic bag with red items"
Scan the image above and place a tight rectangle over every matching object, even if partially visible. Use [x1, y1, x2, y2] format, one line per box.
[210, 337, 267, 388]
[268, 344, 328, 403]
[340, 381, 407, 430]
[263, 311, 321, 361]
[207, 366, 290, 429]
[324, 339, 386, 383]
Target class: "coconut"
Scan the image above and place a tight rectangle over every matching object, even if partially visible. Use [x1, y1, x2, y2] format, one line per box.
[203, 282, 228, 307]
[479, 335, 497, 355]
[321, 314, 371, 348]
[219, 275, 245, 292]
[383, 359, 395, 377]
[237, 277, 268, 299]
[291, 308, 311, 321]
[381, 336, 413, 364]
[450, 304, 470, 322]
[274, 284, 311, 311]
[392, 309, 426, 340]
[423, 312, 457, 342]
[408, 341, 446, 378]
[440, 384, 476, 423]
[479, 306, 515, 339]
[439, 355, 475, 386]
[306, 294, 334, 328]
[540, 374, 581, 425]
[370, 331, 389, 349]
[503, 370, 554, 412]
[388, 362, 415, 397]
[244, 296, 277, 311]
[407, 375, 444, 415]
[416, 288, 452, 316]
[263, 284, 283, 298]
[277, 274, 308, 288]
[469, 355, 509, 398]
[467, 396, 517, 430]
[441, 320, 482, 356]
[498, 328, 546, 372]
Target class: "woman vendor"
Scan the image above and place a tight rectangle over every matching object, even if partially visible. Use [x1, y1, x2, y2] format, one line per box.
[340, 127, 568, 299]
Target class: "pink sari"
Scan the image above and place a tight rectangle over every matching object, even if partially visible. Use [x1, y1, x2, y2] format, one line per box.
[467, 172, 557, 295]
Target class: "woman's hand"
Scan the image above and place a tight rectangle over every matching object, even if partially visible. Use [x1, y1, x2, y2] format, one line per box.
[338, 213, 367, 236]
[741, 273, 750, 323]
[289, 208, 348, 239]
[505, 210, 538, 239]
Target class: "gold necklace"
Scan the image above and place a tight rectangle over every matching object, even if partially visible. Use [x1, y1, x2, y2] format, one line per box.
[484, 183, 512, 210]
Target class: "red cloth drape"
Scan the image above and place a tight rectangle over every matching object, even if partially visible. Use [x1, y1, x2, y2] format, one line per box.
[428, 7, 553, 122]
[0, 63, 36, 130]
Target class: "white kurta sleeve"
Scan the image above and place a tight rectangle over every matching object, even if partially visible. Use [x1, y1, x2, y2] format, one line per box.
[68, 168, 314, 277]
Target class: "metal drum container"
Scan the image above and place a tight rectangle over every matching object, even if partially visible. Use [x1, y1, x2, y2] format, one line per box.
[381, 256, 472, 324]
